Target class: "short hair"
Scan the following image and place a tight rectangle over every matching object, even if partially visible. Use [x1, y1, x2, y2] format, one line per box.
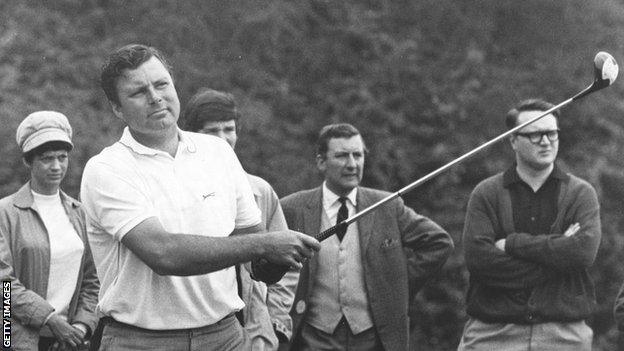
[505, 98, 560, 129]
[181, 88, 240, 132]
[100, 44, 172, 106]
[316, 123, 366, 157]
[23, 141, 71, 164]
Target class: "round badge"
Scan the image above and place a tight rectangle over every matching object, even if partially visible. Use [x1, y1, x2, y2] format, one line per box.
[295, 300, 306, 314]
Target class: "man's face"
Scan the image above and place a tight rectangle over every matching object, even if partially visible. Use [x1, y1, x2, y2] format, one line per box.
[111, 56, 180, 138]
[317, 135, 365, 196]
[198, 120, 238, 149]
[28, 150, 68, 194]
[510, 111, 559, 171]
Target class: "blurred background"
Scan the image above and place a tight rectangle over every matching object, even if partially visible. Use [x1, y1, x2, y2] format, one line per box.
[1, 0, 624, 349]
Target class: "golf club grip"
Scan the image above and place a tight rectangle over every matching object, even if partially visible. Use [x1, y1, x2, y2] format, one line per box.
[315, 222, 347, 242]
[251, 223, 347, 284]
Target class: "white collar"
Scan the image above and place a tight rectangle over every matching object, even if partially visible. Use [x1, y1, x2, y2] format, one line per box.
[119, 127, 194, 157]
[322, 182, 357, 208]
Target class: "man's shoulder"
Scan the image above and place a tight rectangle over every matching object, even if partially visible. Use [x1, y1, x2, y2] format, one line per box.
[281, 187, 320, 207]
[472, 172, 505, 193]
[565, 172, 594, 188]
[562, 172, 598, 201]
[85, 142, 131, 168]
[246, 173, 279, 201]
[358, 186, 392, 200]
[246, 173, 272, 191]
[183, 131, 233, 154]
[81, 144, 130, 184]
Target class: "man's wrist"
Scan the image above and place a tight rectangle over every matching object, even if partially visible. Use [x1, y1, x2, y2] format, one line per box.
[43, 312, 55, 326]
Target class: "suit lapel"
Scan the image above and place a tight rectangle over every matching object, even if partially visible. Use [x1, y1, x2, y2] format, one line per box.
[356, 188, 375, 255]
[303, 187, 323, 237]
[304, 187, 323, 288]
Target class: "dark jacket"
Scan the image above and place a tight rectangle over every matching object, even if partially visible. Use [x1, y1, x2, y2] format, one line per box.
[280, 186, 453, 351]
[462, 171, 601, 323]
[0, 183, 99, 350]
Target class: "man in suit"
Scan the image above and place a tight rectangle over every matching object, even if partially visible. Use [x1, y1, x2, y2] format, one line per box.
[280, 123, 454, 351]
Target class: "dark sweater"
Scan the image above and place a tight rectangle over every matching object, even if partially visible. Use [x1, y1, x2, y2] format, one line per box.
[462, 169, 601, 324]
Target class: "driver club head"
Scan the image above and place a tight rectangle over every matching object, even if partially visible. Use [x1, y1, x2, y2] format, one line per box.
[593, 51, 618, 89]
[572, 51, 618, 101]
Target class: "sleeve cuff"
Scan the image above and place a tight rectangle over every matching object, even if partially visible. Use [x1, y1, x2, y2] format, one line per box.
[42, 311, 55, 326]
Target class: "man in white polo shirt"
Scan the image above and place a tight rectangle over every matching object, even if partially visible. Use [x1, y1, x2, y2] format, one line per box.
[80, 44, 319, 351]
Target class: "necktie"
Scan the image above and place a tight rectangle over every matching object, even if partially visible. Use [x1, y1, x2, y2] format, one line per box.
[336, 197, 348, 241]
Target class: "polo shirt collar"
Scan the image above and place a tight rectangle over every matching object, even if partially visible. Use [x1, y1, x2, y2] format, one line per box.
[503, 162, 568, 188]
[119, 127, 194, 156]
[322, 182, 357, 208]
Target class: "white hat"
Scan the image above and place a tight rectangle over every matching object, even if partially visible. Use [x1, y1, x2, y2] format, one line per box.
[16, 111, 74, 153]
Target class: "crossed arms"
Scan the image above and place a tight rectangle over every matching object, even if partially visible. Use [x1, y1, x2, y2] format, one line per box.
[463, 178, 601, 289]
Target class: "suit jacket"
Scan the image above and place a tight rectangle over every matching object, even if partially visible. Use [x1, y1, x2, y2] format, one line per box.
[280, 186, 453, 351]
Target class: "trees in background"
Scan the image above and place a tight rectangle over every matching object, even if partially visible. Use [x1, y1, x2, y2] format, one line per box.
[1, 1, 623, 349]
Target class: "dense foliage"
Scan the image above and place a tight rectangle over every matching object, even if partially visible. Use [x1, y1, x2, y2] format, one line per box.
[1, 1, 623, 349]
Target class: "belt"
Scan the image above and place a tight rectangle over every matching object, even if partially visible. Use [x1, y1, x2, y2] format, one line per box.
[101, 313, 236, 334]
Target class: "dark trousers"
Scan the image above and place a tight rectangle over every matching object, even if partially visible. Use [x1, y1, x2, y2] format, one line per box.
[299, 317, 383, 351]
[38, 337, 56, 351]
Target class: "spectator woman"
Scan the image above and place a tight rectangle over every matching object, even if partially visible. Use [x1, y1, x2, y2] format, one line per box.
[0, 111, 99, 350]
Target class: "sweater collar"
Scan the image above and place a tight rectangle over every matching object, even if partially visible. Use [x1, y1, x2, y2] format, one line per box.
[503, 162, 568, 188]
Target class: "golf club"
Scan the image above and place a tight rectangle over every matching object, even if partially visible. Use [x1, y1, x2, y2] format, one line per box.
[315, 51, 618, 242]
[257, 51, 618, 284]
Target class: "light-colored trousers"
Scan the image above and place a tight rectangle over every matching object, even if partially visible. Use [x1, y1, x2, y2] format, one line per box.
[457, 317, 593, 351]
[98, 314, 250, 351]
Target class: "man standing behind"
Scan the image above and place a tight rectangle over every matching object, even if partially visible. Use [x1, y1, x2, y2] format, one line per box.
[80, 44, 319, 351]
[280, 123, 453, 351]
[182, 88, 299, 350]
[459, 99, 601, 350]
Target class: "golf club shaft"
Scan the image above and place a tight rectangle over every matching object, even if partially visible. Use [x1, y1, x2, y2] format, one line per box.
[316, 84, 596, 242]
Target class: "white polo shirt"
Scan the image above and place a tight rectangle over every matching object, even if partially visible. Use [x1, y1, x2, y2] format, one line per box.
[80, 128, 261, 329]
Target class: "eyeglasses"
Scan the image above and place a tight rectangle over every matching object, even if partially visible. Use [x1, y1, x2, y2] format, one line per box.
[515, 130, 559, 144]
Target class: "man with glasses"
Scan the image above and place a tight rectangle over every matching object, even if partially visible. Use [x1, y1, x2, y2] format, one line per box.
[458, 99, 601, 350]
